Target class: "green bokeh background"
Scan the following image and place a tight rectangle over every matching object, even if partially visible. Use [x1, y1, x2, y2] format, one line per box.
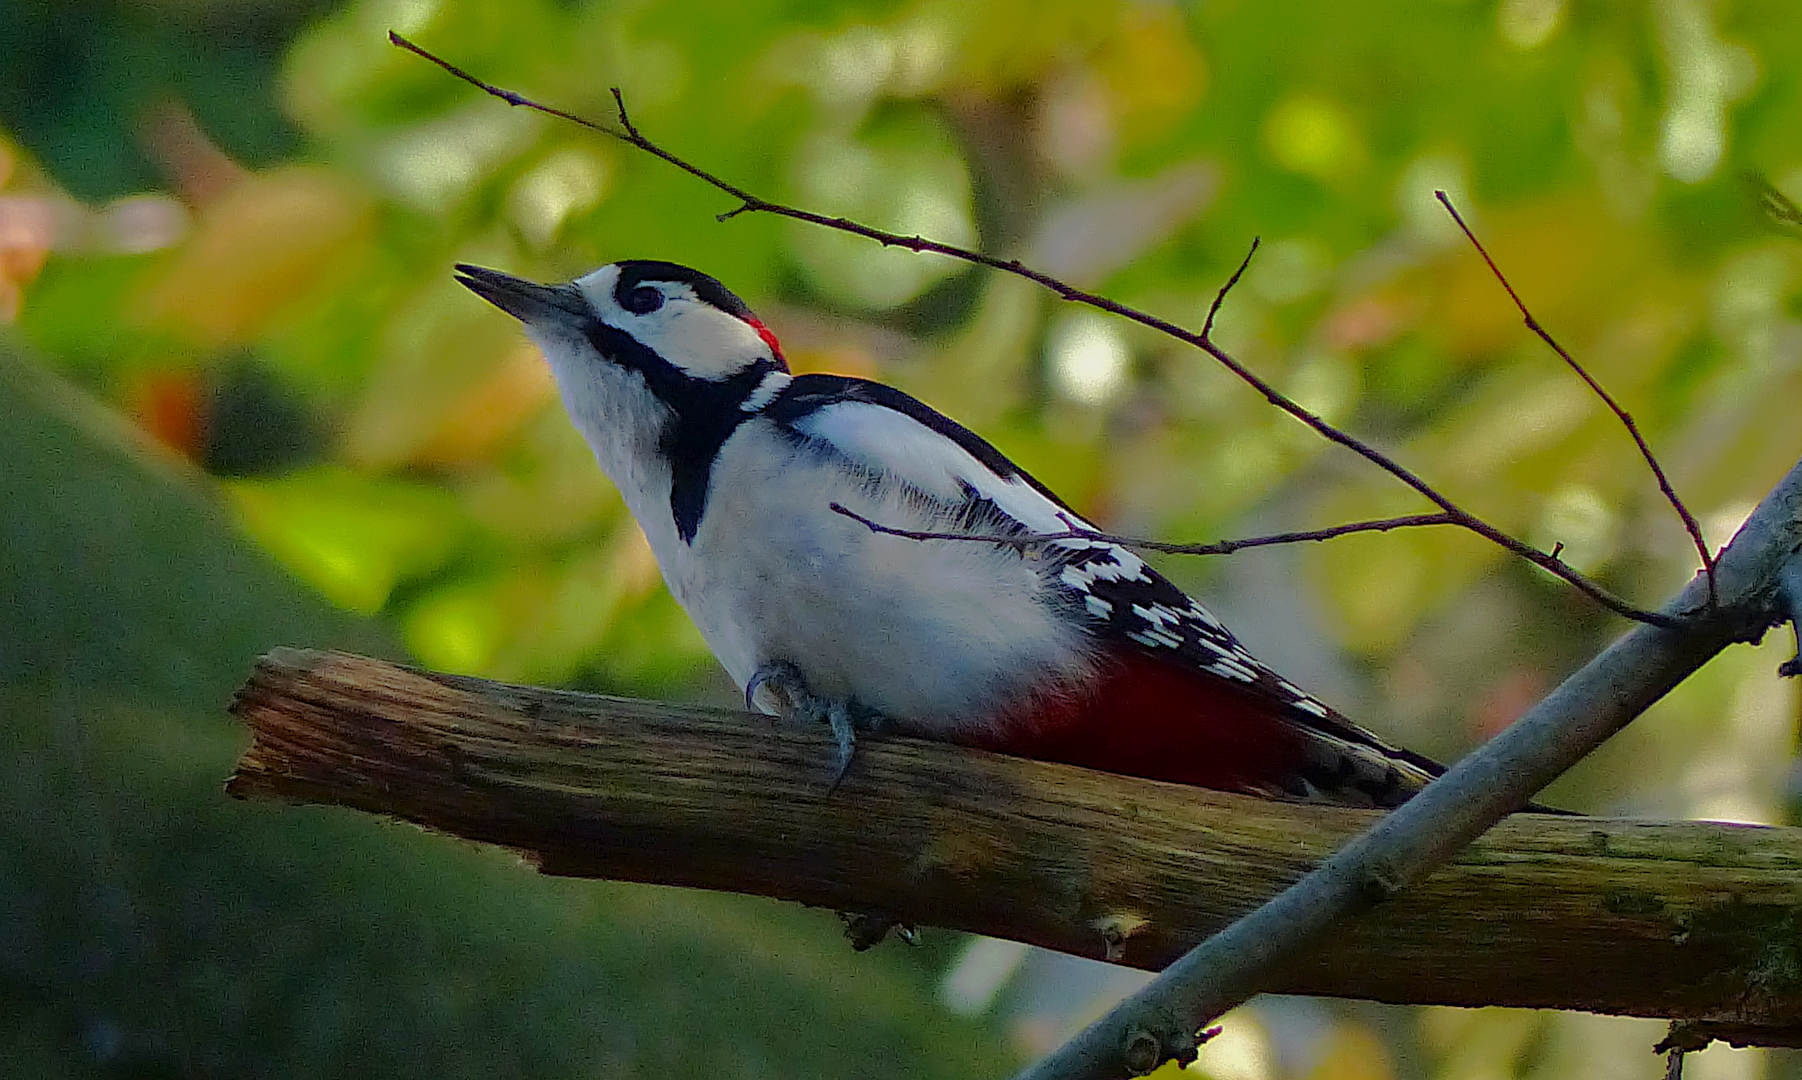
[3, 0, 1800, 1076]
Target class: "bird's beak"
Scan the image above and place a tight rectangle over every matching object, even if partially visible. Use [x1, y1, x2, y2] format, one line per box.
[454, 264, 589, 328]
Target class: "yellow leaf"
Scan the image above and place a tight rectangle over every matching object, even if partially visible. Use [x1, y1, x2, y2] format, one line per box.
[133, 167, 374, 348]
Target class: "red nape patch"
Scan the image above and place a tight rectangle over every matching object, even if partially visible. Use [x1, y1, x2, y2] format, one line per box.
[969, 651, 1308, 794]
[747, 317, 785, 364]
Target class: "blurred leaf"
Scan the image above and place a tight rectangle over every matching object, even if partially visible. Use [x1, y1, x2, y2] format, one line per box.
[346, 317, 554, 470]
[789, 102, 977, 307]
[227, 466, 467, 614]
[16, 252, 174, 374]
[133, 166, 377, 349]
[1264, 92, 1366, 183]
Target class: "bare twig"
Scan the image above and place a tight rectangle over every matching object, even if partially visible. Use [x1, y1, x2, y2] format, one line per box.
[388, 31, 1680, 629]
[829, 502, 1459, 555]
[1434, 191, 1718, 606]
[388, 32, 610, 134]
[1201, 237, 1259, 341]
[1013, 455, 1800, 1080]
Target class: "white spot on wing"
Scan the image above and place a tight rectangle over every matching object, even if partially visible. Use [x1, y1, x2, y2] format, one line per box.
[1071, 551, 1149, 583]
[1184, 602, 1225, 630]
[1131, 603, 1188, 628]
[1207, 657, 1258, 682]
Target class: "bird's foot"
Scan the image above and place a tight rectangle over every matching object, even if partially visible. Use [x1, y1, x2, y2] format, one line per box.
[745, 660, 872, 788]
[839, 911, 920, 951]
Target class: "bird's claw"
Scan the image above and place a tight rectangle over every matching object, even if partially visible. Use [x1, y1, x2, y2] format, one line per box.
[745, 659, 806, 716]
[746, 660, 871, 789]
[826, 701, 857, 792]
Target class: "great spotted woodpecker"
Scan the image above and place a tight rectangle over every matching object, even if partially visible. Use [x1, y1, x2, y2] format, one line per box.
[457, 259, 1446, 808]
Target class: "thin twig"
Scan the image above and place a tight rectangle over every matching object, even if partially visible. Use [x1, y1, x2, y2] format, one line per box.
[388, 32, 1681, 630]
[1201, 238, 1259, 341]
[829, 502, 1459, 555]
[389, 32, 611, 133]
[1434, 190, 1718, 606]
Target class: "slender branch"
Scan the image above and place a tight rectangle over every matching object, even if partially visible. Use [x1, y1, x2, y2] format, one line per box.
[229, 645, 1802, 1037]
[1012, 453, 1802, 1080]
[387, 31, 1678, 629]
[388, 31, 612, 134]
[829, 502, 1460, 556]
[1434, 191, 1719, 606]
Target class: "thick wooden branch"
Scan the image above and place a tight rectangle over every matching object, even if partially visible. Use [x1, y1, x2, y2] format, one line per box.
[231, 648, 1802, 1037]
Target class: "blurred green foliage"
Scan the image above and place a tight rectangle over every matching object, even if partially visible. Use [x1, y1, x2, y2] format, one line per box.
[4, 0, 1802, 1075]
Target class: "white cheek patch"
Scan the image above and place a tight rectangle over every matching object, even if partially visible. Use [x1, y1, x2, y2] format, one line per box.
[638, 301, 774, 379]
[573, 269, 775, 381]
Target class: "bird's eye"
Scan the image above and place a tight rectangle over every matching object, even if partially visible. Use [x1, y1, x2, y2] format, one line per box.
[623, 285, 664, 315]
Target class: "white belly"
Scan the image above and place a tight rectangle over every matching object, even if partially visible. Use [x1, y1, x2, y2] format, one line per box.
[652, 424, 1095, 736]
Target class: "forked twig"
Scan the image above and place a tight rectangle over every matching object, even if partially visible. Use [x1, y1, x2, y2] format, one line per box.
[389, 32, 1682, 630]
[1434, 191, 1718, 606]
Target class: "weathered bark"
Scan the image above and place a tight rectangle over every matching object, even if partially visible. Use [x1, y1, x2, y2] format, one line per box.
[230, 647, 1802, 1036]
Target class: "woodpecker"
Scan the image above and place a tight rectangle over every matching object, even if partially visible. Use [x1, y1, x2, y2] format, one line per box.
[456, 259, 1447, 808]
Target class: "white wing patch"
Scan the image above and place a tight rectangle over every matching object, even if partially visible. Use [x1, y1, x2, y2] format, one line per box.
[788, 403, 966, 496]
[795, 402, 1082, 535]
